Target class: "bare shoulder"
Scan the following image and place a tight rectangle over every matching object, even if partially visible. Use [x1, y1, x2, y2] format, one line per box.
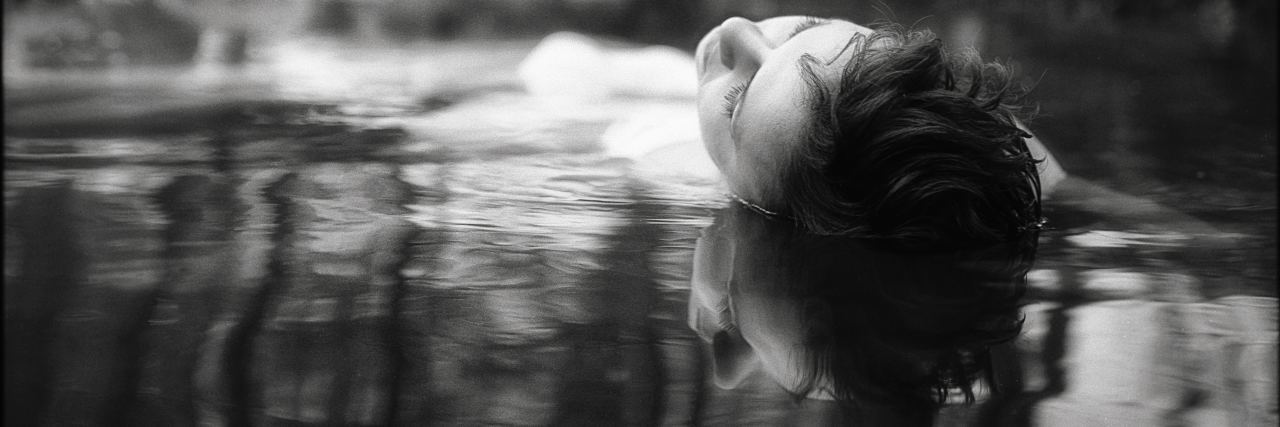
[1018, 122, 1068, 198]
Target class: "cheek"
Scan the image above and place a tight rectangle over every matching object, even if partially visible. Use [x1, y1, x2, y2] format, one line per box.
[726, 143, 786, 206]
[696, 91, 734, 172]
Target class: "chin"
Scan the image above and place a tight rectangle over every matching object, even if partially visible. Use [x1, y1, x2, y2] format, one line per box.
[693, 33, 708, 74]
[693, 26, 721, 84]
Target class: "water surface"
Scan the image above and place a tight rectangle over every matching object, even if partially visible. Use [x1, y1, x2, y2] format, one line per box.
[5, 29, 1276, 427]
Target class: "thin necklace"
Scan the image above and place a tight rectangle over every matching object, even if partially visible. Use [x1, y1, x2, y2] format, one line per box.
[727, 193, 782, 218]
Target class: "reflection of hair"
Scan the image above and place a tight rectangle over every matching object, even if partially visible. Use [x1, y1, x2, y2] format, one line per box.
[727, 204, 1033, 418]
[785, 23, 1042, 251]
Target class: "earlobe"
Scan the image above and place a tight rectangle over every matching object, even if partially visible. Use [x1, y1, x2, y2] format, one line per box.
[711, 329, 759, 389]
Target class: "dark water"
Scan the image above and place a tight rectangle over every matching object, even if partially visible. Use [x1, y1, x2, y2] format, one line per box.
[5, 7, 1277, 427]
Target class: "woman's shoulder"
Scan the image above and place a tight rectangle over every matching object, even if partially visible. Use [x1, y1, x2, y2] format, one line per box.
[1025, 132, 1068, 197]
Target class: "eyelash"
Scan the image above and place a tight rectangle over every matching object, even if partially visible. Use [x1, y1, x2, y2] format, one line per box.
[721, 82, 747, 117]
[788, 16, 827, 38]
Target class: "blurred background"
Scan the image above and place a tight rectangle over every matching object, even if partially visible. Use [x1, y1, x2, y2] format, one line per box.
[4, 0, 1277, 426]
[5, 0, 1278, 66]
[5, 0, 1276, 203]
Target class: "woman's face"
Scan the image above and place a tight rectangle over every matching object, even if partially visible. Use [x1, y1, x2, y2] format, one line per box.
[695, 16, 873, 208]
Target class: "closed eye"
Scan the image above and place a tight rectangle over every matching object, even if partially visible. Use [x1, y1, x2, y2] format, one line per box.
[721, 82, 747, 118]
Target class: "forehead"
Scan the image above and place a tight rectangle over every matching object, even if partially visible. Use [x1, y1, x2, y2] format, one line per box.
[732, 20, 873, 182]
[732, 274, 807, 386]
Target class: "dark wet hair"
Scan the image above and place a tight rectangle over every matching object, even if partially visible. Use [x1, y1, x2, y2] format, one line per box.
[726, 203, 1033, 419]
[780, 23, 1042, 251]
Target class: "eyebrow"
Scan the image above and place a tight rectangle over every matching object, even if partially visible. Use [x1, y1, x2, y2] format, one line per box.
[731, 20, 834, 140]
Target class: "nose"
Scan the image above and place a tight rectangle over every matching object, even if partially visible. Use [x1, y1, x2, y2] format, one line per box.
[717, 17, 770, 71]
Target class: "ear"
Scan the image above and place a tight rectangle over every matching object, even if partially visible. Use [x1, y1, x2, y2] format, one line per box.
[711, 329, 759, 389]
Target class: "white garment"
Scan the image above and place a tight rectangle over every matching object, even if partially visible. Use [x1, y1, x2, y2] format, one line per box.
[518, 32, 697, 101]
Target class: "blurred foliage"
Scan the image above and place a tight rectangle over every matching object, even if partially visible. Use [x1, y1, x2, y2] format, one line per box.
[4, 0, 1274, 70]
[7, 0, 200, 67]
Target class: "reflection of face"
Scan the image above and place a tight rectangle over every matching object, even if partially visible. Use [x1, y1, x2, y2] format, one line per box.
[688, 208, 831, 398]
[730, 268, 823, 397]
[694, 16, 873, 208]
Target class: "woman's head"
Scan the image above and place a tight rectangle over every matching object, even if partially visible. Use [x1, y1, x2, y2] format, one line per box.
[695, 16, 1041, 251]
[695, 16, 874, 204]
